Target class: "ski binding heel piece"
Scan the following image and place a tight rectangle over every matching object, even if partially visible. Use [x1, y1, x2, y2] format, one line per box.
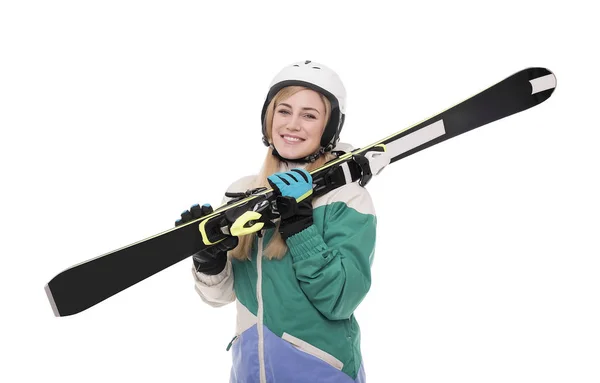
[199, 194, 277, 244]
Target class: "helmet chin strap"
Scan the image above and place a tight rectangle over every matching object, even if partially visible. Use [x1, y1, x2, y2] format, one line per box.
[270, 144, 325, 163]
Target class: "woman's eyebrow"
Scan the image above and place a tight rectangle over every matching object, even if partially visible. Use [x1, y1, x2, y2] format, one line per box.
[277, 103, 321, 114]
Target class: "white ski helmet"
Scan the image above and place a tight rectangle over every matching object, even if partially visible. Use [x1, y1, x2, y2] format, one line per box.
[261, 60, 347, 151]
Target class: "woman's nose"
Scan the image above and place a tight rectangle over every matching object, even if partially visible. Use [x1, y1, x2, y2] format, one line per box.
[287, 114, 301, 130]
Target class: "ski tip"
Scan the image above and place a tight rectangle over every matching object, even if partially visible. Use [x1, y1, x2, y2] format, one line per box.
[529, 69, 557, 96]
[44, 283, 61, 317]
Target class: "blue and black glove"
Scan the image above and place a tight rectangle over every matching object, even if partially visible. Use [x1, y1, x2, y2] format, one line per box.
[175, 203, 238, 275]
[267, 169, 314, 240]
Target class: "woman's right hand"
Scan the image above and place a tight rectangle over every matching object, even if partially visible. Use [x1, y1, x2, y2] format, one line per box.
[175, 203, 238, 275]
[175, 203, 214, 227]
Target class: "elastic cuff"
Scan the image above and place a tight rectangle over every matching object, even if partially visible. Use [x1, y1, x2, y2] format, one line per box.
[193, 260, 231, 286]
[286, 225, 328, 262]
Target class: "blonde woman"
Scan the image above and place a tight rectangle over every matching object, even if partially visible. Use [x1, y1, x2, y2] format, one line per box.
[176, 60, 376, 382]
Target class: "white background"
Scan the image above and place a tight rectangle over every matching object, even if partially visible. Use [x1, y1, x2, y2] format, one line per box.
[1, 1, 599, 382]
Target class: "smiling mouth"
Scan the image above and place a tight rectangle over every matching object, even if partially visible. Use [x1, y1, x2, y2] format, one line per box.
[281, 135, 305, 143]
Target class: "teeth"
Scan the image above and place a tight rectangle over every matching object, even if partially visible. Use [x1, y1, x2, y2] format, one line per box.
[283, 135, 302, 142]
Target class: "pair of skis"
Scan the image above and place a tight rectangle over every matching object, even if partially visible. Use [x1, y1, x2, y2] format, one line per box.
[45, 67, 557, 317]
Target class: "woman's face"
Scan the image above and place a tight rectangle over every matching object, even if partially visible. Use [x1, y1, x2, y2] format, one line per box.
[271, 89, 327, 160]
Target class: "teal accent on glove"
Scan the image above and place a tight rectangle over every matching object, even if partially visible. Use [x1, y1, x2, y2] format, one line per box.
[267, 169, 313, 202]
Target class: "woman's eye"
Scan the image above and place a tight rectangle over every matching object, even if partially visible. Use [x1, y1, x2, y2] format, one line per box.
[305, 114, 316, 119]
[278, 109, 290, 115]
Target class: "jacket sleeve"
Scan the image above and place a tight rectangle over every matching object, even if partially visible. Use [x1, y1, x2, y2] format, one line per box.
[191, 175, 256, 307]
[286, 183, 377, 320]
[192, 260, 235, 307]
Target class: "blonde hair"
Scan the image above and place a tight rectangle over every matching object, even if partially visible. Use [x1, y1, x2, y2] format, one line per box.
[229, 86, 337, 260]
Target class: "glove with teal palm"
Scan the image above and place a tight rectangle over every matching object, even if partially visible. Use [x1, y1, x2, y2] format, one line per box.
[267, 168, 314, 240]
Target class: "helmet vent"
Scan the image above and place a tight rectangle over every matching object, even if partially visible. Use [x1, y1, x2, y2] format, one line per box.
[312, 67, 321, 69]
[293, 65, 299, 67]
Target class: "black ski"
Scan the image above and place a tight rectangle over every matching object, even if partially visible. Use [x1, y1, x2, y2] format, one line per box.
[45, 67, 556, 317]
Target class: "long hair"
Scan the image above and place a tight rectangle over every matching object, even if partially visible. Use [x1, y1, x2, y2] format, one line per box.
[229, 86, 337, 260]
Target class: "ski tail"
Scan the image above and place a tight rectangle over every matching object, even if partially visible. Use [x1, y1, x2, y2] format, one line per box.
[45, 222, 203, 317]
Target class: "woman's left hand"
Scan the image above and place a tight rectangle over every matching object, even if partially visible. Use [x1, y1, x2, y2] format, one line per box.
[267, 169, 313, 202]
[267, 169, 314, 239]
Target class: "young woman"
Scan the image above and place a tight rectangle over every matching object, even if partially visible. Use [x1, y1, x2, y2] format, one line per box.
[176, 60, 377, 382]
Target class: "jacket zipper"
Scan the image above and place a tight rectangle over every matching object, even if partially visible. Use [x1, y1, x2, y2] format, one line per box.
[256, 230, 266, 383]
[226, 335, 238, 351]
